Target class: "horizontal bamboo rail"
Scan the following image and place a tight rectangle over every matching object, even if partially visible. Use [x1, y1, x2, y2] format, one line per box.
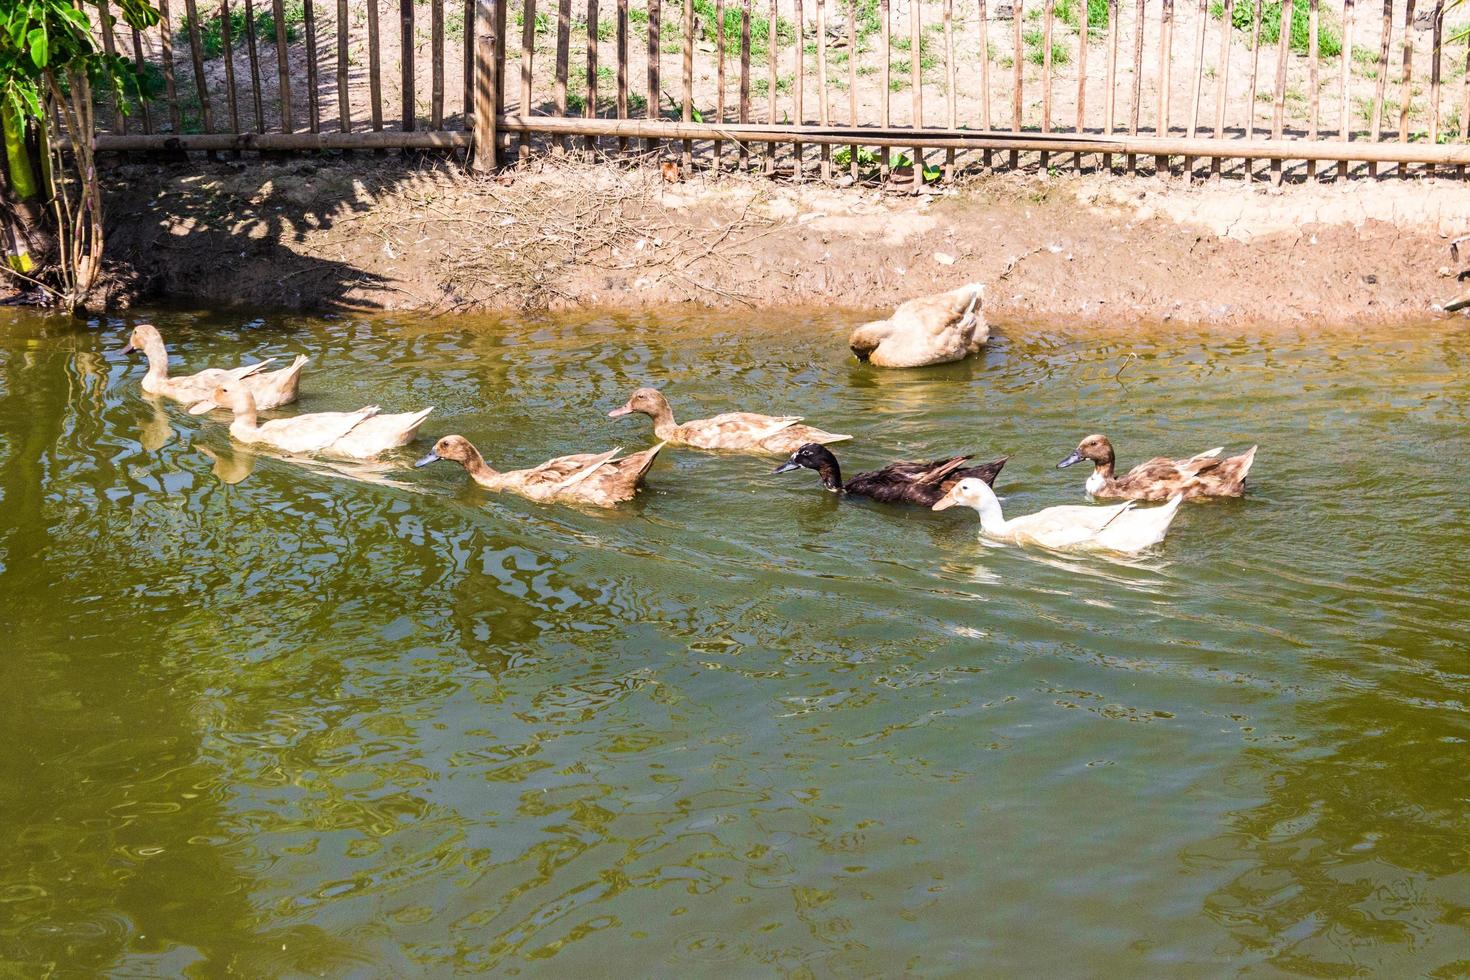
[92, 0, 1470, 182]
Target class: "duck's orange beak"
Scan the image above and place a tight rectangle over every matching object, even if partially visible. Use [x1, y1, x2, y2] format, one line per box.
[187, 400, 215, 416]
[607, 404, 632, 418]
[931, 492, 957, 512]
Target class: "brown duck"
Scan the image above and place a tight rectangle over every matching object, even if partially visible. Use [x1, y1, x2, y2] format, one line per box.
[1057, 434, 1257, 501]
[415, 434, 663, 508]
[775, 443, 1006, 507]
[608, 387, 851, 454]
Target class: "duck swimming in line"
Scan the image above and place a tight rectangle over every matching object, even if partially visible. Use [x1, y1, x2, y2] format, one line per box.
[933, 477, 1184, 555]
[774, 443, 1007, 507]
[122, 323, 308, 410]
[847, 282, 988, 368]
[1057, 434, 1258, 501]
[415, 435, 663, 508]
[608, 387, 851, 454]
[190, 382, 432, 459]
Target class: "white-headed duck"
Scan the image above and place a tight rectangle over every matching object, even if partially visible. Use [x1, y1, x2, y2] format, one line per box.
[123, 323, 307, 409]
[933, 477, 1184, 554]
[190, 382, 431, 459]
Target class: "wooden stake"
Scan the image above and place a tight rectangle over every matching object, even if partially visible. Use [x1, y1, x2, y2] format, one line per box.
[796, 0, 806, 179]
[848, 0, 858, 177]
[1368, 0, 1389, 177]
[1042, 0, 1055, 173]
[1243, 0, 1260, 180]
[465, 0, 476, 125]
[1430, 0, 1444, 175]
[647, 0, 659, 154]
[1211, 0, 1231, 180]
[131, 25, 155, 133]
[741, 0, 752, 169]
[682, 0, 694, 169]
[1103, 0, 1118, 170]
[1268, 0, 1290, 184]
[1127, 0, 1143, 173]
[980, 0, 992, 170]
[431, 0, 445, 130]
[881, 0, 891, 176]
[911, 0, 923, 188]
[1075, 0, 1089, 171]
[274, 0, 294, 131]
[717, 0, 727, 169]
[1012, 0, 1023, 170]
[472, 0, 500, 168]
[1307, 0, 1319, 178]
[1338, 0, 1352, 178]
[1185, 0, 1206, 177]
[768, 0, 778, 172]
[304, 0, 321, 132]
[95, 0, 125, 133]
[1156, 0, 1174, 177]
[219, 0, 242, 136]
[157, 0, 182, 133]
[617, 0, 628, 151]
[366, 0, 383, 133]
[554, 0, 570, 152]
[818, 0, 830, 179]
[520, 0, 536, 157]
[1398, 0, 1415, 177]
[183, 0, 215, 134]
[587, 0, 600, 150]
[337, 0, 352, 133]
[944, 0, 956, 179]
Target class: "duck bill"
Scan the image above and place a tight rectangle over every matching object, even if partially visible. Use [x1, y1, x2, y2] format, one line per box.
[607, 405, 632, 418]
[186, 400, 216, 416]
[931, 494, 957, 511]
[121, 343, 137, 356]
[1057, 450, 1084, 469]
[414, 451, 441, 468]
[773, 460, 802, 475]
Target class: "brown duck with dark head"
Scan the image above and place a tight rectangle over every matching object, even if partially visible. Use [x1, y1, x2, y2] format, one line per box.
[775, 443, 1006, 507]
[1058, 434, 1257, 501]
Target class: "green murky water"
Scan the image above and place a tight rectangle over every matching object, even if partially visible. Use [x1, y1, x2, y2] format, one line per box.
[1, 308, 1467, 975]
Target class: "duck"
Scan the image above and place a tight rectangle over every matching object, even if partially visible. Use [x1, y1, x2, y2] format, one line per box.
[932, 477, 1184, 554]
[1057, 434, 1258, 501]
[122, 323, 308, 409]
[189, 381, 432, 459]
[608, 387, 851, 454]
[847, 282, 988, 368]
[774, 443, 1006, 507]
[415, 434, 663, 507]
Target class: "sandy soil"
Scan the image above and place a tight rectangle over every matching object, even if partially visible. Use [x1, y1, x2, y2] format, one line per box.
[94, 154, 1470, 324]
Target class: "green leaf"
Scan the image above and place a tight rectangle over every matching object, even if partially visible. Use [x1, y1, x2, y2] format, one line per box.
[27, 26, 47, 68]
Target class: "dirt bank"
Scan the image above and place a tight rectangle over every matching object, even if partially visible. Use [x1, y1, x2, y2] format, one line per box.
[95, 156, 1470, 324]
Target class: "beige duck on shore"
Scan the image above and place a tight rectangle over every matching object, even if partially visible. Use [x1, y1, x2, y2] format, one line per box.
[190, 381, 432, 459]
[416, 434, 663, 507]
[608, 387, 851, 454]
[122, 323, 308, 409]
[933, 477, 1185, 555]
[847, 282, 989, 368]
[1058, 434, 1258, 501]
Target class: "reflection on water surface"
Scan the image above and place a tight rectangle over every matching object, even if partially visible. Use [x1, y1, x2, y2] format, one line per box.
[1, 309, 1466, 974]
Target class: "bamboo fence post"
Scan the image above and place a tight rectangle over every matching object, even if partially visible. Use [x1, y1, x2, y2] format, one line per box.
[96, 0, 125, 133]
[1012, 0, 1023, 170]
[1338, 0, 1352, 178]
[400, 0, 414, 131]
[1127, 0, 1142, 173]
[465, 0, 476, 124]
[587, 0, 600, 151]
[1398, 0, 1415, 177]
[366, 0, 383, 133]
[274, 0, 294, 131]
[768, 0, 778, 173]
[130, 26, 154, 133]
[1042, 0, 1054, 162]
[218, 0, 242, 136]
[911, 0, 923, 187]
[1075, 0, 1089, 171]
[742, 0, 752, 169]
[682, 0, 694, 171]
[473, 0, 501, 168]
[1430, 0, 1443, 176]
[183, 0, 215, 135]
[521, 0, 537, 158]
[848, 0, 858, 177]
[1368, 0, 1389, 177]
[980, 0, 993, 170]
[304, 0, 321, 132]
[881, 0, 891, 177]
[647, 0, 659, 155]
[1185, 0, 1205, 178]
[554, 0, 569, 153]
[1307, 0, 1319, 179]
[157, 0, 182, 133]
[431, 0, 445, 129]
[818, 0, 830, 179]
[1268, 0, 1290, 184]
[496, 0, 507, 127]
[717, 0, 727, 170]
[241, 0, 265, 131]
[796, 0, 806, 179]
[1243, 0, 1260, 180]
[1461, 17, 1470, 178]
[944, 0, 956, 179]
[1210, 0, 1231, 179]
[1103, 0, 1118, 170]
[1156, 0, 1174, 177]
[617, 0, 628, 151]
[337, 0, 352, 133]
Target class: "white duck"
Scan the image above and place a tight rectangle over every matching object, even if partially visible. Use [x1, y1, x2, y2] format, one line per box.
[847, 282, 988, 368]
[190, 381, 432, 459]
[932, 477, 1184, 555]
[122, 323, 308, 409]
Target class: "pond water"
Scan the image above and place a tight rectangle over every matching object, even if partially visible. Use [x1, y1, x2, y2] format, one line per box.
[1, 308, 1467, 974]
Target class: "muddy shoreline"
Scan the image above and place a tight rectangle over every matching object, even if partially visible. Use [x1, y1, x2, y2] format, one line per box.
[91, 157, 1470, 325]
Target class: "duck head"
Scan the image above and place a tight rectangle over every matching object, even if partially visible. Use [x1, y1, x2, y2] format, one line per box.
[188, 381, 256, 416]
[847, 319, 893, 362]
[1058, 434, 1115, 471]
[120, 323, 166, 360]
[773, 443, 843, 491]
[415, 434, 484, 470]
[608, 387, 671, 420]
[932, 477, 998, 514]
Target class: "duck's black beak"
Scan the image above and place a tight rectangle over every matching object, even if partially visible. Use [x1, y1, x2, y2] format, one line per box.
[414, 451, 441, 468]
[1057, 450, 1084, 469]
[773, 460, 802, 475]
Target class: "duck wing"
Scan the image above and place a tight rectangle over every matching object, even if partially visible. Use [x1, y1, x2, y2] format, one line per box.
[225, 357, 277, 382]
[546, 448, 622, 494]
[943, 456, 1007, 489]
[257, 406, 381, 454]
[244, 355, 308, 411]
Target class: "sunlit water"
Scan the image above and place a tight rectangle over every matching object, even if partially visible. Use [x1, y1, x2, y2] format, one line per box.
[1, 308, 1467, 975]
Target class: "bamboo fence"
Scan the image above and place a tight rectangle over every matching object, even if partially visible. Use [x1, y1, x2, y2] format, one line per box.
[90, 0, 1470, 182]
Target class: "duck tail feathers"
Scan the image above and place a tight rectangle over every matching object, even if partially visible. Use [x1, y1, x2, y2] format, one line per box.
[820, 433, 854, 444]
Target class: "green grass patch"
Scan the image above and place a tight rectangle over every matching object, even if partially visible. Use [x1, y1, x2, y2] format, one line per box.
[186, 0, 304, 60]
[1023, 27, 1070, 65]
[1209, 0, 1340, 57]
